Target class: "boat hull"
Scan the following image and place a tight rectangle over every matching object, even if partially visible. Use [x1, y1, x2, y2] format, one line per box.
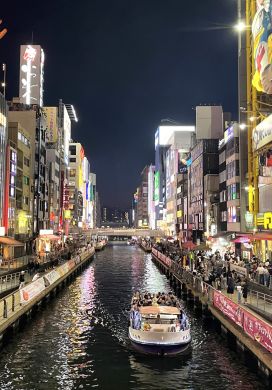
[130, 338, 191, 356]
[129, 327, 191, 356]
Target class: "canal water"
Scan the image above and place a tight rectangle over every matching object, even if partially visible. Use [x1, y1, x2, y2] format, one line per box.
[0, 244, 269, 390]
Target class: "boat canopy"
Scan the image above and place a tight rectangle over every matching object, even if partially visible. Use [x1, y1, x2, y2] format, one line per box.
[139, 306, 180, 316]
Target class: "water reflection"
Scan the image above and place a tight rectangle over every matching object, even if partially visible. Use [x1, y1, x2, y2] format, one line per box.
[0, 244, 269, 390]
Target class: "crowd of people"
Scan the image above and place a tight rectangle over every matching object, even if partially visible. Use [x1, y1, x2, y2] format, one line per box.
[130, 291, 188, 332]
[131, 291, 180, 308]
[153, 240, 272, 301]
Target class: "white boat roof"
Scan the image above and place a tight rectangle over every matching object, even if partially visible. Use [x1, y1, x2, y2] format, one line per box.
[139, 306, 180, 316]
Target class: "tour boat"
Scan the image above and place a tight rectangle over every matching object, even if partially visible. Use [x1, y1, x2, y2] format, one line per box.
[129, 304, 191, 356]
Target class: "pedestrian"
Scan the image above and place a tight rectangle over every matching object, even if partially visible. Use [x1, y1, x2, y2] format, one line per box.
[242, 280, 248, 304]
[227, 275, 235, 296]
[237, 284, 242, 304]
[19, 271, 25, 289]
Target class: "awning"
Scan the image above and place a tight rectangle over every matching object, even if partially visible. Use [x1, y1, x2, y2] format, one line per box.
[182, 241, 196, 250]
[0, 237, 24, 246]
[139, 306, 180, 315]
[250, 233, 272, 241]
[38, 234, 61, 241]
[233, 237, 251, 244]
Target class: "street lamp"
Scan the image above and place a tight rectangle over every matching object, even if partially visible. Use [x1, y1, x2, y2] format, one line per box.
[239, 123, 247, 130]
[234, 20, 247, 32]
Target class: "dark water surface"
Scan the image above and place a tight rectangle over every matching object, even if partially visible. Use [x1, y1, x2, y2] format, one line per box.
[0, 245, 269, 390]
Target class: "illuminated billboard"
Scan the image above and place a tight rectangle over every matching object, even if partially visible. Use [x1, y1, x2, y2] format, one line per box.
[252, 113, 272, 151]
[19, 45, 44, 106]
[155, 125, 195, 147]
[63, 105, 71, 166]
[154, 171, 160, 206]
[252, 1, 272, 94]
[44, 107, 58, 143]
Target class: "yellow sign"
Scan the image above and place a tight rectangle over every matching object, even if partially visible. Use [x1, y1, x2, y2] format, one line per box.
[257, 212, 272, 229]
[64, 210, 71, 219]
[177, 210, 183, 218]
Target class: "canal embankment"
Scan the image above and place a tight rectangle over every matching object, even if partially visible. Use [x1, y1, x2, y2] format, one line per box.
[151, 248, 272, 380]
[0, 246, 95, 345]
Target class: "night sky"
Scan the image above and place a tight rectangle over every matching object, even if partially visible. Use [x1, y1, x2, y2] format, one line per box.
[1, 0, 237, 209]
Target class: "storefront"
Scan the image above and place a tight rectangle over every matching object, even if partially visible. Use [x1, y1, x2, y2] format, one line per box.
[0, 236, 25, 261]
[250, 232, 272, 262]
[36, 230, 61, 260]
[206, 234, 235, 253]
[252, 115, 272, 261]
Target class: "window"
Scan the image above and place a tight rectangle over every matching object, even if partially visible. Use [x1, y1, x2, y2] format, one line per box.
[24, 196, 29, 205]
[11, 163, 16, 174]
[24, 157, 30, 167]
[227, 183, 240, 201]
[69, 169, 76, 177]
[69, 145, 76, 155]
[220, 190, 226, 202]
[10, 175, 15, 185]
[69, 158, 76, 163]
[228, 206, 241, 223]
[221, 211, 227, 222]
[18, 132, 22, 141]
[24, 176, 30, 185]
[10, 151, 17, 162]
[10, 187, 15, 197]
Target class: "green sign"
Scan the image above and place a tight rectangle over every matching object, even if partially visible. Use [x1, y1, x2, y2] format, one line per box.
[154, 171, 160, 203]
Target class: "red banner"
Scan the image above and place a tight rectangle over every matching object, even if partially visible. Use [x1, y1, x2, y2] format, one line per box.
[243, 311, 272, 353]
[213, 291, 244, 328]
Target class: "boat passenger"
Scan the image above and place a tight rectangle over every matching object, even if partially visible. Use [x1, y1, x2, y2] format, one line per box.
[169, 319, 176, 332]
[155, 314, 162, 324]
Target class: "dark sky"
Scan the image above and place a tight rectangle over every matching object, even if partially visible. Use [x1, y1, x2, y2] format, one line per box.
[1, 0, 237, 209]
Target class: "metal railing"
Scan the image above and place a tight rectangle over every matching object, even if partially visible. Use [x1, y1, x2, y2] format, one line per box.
[248, 289, 272, 313]
[0, 271, 30, 293]
[0, 246, 95, 322]
[0, 256, 30, 271]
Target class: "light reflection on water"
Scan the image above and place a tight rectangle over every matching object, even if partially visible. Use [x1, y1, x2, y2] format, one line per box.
[0, 244, 269, 390]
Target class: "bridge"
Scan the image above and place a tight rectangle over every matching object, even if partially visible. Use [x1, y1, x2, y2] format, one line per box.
[85, 228, 165, 238]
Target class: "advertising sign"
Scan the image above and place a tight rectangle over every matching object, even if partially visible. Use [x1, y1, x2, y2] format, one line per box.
[63, 105, 71, 166]
[257, 212, 272, 229]
[19, 45, 44, 106]
[154, 171, 160, 205]
[252, 114, 272, 151]
[224, 126, 234, 144]
[44, 107, 58, 143]
[244, 311, 272, 353]
[44, 269, 60, 286]
[252, 1, 272, 94]
[20, 277, 46, 304]
[213, 291, 244, 328]
[57, 262, 70, 276]
[245, 212, 254, 229]
[178, 152, 189, 174]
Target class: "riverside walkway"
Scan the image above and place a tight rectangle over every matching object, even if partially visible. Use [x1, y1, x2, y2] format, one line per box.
[0, 246, 95, 341]
[151, 248, 272, 379]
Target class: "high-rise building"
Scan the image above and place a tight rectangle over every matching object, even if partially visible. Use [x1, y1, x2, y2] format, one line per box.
[7, 122, 33, 240]
[0, 92, 7, 230]
[44, 107, 61, 233]
[154, 122, 195, 233]
[89, 172, 97, 228]
[8, 99, 48, 234]
[148, 165, 155, 230]
[68, 142, 84, 228]
[135, 166, 149, 228]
